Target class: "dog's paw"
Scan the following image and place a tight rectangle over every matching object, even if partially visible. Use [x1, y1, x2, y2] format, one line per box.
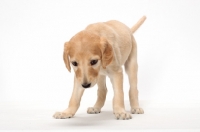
[114, 112, 132, 120]
[131, 108, 144, 114]
[87, 107, 101, 114]
[53, 112, 74, 119]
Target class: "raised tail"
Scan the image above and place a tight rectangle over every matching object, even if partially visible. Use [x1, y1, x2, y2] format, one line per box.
[131, 16, 146, 34]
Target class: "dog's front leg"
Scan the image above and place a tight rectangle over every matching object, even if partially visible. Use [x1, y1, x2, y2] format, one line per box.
[109, 68, 132, 120]
[53, 77, 84, 119]
[87, 75, 107, 114]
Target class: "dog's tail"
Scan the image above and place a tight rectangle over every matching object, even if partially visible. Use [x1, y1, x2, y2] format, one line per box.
[131, 16, 146, 34]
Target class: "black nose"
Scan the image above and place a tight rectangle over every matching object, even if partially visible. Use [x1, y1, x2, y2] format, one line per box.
[82, 83, 91, 88]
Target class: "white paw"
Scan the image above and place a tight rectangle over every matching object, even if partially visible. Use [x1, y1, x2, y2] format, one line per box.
[131, 108, 144, 114]
[87, 107, 101, 114]
[114, 112, 132, 120]
[53, 112, 74, 119]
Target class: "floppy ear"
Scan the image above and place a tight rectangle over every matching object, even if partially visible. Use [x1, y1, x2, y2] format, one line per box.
[63, 42, 71, 72]
[99, 37, 113, 69]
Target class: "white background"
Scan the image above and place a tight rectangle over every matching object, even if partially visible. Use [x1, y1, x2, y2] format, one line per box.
[0, 0, 200, 131]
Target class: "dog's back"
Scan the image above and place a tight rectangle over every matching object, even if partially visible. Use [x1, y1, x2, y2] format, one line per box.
[85, 20, 133, 66]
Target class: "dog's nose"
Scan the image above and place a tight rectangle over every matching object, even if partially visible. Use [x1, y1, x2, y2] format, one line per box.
[82, 83, 91, 88]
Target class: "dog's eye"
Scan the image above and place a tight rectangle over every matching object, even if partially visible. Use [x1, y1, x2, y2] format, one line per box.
[90, 60, 98, 65]
[72, 61, 78, 66]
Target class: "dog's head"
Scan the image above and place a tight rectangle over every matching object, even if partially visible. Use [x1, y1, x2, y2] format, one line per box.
[63, 31, 113, 88]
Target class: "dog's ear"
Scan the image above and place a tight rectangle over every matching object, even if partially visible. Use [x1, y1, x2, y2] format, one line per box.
[63, 42, 71, 72]
[99, 37, 113, 69]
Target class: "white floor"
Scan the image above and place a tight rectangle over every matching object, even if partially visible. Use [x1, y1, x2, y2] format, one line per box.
[0, 100, 200, 132]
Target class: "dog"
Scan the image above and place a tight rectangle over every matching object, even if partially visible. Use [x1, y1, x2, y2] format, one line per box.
[53, 16, 146, 120]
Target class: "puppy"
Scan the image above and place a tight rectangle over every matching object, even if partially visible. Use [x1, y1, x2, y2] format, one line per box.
[53, 16, 146, 120]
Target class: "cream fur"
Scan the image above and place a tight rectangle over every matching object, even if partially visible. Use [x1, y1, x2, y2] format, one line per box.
[53, 16, 146, 120]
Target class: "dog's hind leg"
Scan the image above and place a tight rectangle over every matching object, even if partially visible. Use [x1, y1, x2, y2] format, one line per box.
[87, 75, 107, 114]
[125, 36, 144, 114]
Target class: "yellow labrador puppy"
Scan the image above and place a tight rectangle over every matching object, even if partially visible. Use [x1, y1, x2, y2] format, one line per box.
[53, 16, 146, 120]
